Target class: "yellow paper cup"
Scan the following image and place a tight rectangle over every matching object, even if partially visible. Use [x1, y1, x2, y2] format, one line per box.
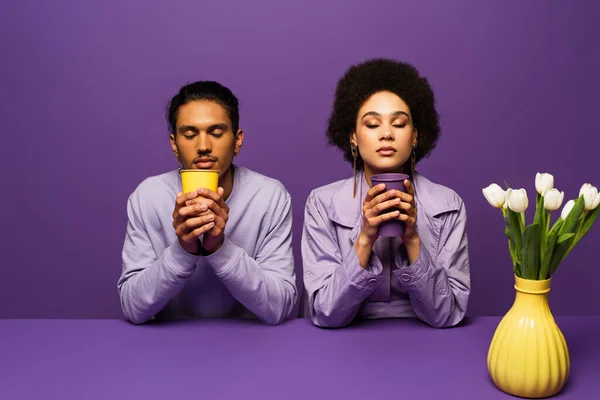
[180, 170, 219, 194]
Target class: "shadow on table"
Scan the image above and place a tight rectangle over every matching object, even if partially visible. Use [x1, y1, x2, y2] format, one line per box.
[307, 316, 476, 331]
[120, 315, 476, 331]
[120, 317, 268, 328]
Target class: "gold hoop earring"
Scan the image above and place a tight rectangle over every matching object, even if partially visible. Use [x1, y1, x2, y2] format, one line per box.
[351, 144, 358, 198]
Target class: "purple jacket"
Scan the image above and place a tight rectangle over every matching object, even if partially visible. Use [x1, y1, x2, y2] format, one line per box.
[302, 170, 470, 328]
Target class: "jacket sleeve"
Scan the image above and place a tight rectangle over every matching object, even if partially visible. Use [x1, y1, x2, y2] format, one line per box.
[302, 191, 385, 328]
[202, 194, 297, 325]
[392, 200, 471, 327]
[118, 194, 200, 324]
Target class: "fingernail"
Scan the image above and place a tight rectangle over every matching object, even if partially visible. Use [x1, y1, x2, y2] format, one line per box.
[186, 201, 191, 206]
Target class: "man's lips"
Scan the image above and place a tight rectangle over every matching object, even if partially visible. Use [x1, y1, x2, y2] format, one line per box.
[194, 158, 217, 168]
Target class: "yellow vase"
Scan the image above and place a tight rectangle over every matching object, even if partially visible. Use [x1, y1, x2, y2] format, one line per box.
[487, 275, 570, 398]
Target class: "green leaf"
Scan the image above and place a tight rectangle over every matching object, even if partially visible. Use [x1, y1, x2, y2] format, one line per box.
[539, 231, 558, 280]
[503, 209, 518, 270]
[533, 193, 543, 226]
[539, 219, 563, 278]
[510, 241, 519, 272]
[514, 261, 522, 278]
[574, 206, 600, 246]
[504, 209, 513, 241]
[519, 212, 526, 231]
[548, 217, 564, 237]
[548, 233, 576, 277]
[534, 193, 548, 268]
[507, 208, 523, 251]
[558, 233, 576, 244]
[560, 196, 585, 235]
[521, 223, 541, 280]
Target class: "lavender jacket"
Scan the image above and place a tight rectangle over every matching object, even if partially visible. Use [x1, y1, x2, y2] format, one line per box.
[302, 171, 470, 328]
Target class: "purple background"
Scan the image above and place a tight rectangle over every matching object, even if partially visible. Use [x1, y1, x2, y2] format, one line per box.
[1, 0, 598, 319]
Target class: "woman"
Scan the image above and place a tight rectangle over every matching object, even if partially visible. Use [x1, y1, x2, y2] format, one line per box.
[302, 58, 470, 328]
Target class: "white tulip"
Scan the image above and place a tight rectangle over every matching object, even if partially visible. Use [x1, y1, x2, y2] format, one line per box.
[561, 199, 575, 220]
[535, 173, 554, 195]
[579, 183, 600, 211]
[482, 184, 506, 208]
[593, 193, 600, 210]
[543, 189, 564, 211]
[503, 189, 511, 210]
[507, 188, 529, 213]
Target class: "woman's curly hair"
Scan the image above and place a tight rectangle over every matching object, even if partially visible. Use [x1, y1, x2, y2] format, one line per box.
[326, 58, 440, 170]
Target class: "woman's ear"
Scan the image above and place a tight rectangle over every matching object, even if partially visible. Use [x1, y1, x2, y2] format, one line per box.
[350, 131, 357, 147]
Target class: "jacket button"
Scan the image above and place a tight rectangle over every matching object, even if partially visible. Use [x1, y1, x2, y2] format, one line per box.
[400, 273, 411, 282]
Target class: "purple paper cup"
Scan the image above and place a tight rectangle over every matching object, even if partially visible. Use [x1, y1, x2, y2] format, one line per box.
[369, 173, 410, 237]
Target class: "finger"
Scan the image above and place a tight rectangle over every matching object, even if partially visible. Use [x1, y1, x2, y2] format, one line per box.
[397, 202, 417, 216]
[206, 217, 225, 237]
[176, 190, 199, 206]
[365, 198, 401, 218]
[185, 197, 228, 214]
[398, 213, 417, 226]
[364, 184, 386, 203]
[404, 179, 415, 197]
[176, 192, 183, 198]
[178, 214, 215, 235]
[196, 188, 220, 202]
[367, 189, 399, 210]
[183, 198, 222, 216]
[185, 196, 208, 206]
[216, 187, 229, 212]
[197, 188, 228, 211]
[389, 189, 413, 205]
[185, 222, 215, 241]
[368, 210, 400, 226]
[178, 202, 210, 218]
[176, 210, 215, 229]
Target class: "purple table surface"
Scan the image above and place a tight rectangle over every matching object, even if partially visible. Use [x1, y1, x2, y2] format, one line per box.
[1, 317, 599, 400]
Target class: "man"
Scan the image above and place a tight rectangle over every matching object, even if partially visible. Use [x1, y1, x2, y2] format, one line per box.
[118, 81, 297, 325]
